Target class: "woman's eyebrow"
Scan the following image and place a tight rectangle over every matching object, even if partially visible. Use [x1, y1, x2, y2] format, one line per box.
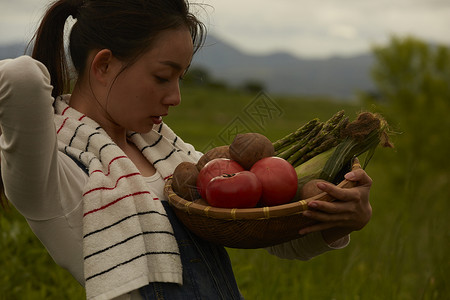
[158, 60, 183, 71]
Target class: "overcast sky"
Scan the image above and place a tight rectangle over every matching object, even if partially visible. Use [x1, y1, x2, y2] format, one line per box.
[1, 0, 449, 58]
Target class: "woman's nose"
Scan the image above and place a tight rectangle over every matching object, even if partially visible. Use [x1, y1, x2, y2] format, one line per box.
[164, 82, 181, 106]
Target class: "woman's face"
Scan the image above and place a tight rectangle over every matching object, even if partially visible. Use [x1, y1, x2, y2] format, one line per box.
[105, 28, 194, 133]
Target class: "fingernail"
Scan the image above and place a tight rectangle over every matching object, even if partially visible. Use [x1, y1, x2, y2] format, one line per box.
[317, 182, 327, 190]
[345, 172, 356, 180]
[309, 202, 318, 208]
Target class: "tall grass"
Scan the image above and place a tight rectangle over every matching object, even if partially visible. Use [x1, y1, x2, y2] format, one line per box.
[1, 87, 448, 299]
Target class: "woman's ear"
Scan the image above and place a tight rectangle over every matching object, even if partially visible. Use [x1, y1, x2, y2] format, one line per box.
[90, 49, 116, 86]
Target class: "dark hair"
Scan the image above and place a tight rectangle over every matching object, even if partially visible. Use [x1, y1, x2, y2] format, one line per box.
[30, 0, 207, 98]
[0, 157, 9, 210]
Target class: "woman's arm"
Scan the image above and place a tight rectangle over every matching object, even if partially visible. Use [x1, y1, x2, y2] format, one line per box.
[0, 56, 85, 220]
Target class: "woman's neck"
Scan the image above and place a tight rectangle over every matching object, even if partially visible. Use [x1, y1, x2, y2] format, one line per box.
[69, 82, 128, 148]
[69, 84, 156, 176]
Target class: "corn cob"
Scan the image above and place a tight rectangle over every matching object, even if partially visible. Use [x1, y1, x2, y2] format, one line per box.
[274, 110, 392, 189]
[319, 112, 392, 182]
[293, 137, 339, 166]
[295, 147, 337, 187]
[294, 111, 392, 187]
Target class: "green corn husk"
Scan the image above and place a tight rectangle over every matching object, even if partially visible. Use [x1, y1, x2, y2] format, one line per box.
[295, 111, 393, 187]
[320, 132, 378, 183]
[295, 147, 337, 188]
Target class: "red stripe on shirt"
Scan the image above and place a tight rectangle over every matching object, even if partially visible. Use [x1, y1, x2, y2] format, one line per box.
[83, 191, 151, 217]
[83, 172, 140, 196]
[90, 155, 127, 176]
[56, 117, 69, 134]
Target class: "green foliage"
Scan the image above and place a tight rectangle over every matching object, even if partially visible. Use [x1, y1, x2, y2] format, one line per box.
[367, 35, 450, 173]
[240, 79, 266, 94]
[0, 204, 85, 299]
[182, 66, 229, 90]
[182, 67, 266, 93]
[354, 35, 449, 300]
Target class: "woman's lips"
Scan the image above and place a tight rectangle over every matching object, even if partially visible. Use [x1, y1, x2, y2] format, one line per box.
[151, 116, 163, 124]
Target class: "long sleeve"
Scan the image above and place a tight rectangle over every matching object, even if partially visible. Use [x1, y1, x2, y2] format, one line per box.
[0, 56, 88, 284]
[0, 55, 57, 217]
[266, 232, 350, 260]
[0, 55, 86, 219]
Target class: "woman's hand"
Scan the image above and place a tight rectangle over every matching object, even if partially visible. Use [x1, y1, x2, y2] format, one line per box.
[298, 158, 373, 245]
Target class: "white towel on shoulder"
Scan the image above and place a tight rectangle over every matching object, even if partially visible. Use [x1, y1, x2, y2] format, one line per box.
[54, 95, 200, 300]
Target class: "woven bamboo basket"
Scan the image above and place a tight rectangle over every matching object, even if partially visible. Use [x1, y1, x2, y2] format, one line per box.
[165, 160, 361, 249]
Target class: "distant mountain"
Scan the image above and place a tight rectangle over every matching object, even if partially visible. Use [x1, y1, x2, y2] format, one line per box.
[0, 43, 27, 60]
[192, 35, 376, 99]
[0, 36, 376, 99]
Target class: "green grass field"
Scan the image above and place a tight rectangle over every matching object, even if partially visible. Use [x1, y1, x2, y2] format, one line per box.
[1, 86, 448, 299]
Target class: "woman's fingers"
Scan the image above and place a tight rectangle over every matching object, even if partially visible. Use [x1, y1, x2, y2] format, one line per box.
[314, 169, 372, 203]
[307, 198, 351, 214]
[299, 168, 373, 235]
[345, 167, 373, 186]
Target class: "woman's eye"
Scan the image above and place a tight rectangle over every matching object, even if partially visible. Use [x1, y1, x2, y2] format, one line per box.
[155, 76, 169, 83]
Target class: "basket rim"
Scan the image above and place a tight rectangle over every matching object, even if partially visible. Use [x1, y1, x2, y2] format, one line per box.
[165, 160, 361, 221]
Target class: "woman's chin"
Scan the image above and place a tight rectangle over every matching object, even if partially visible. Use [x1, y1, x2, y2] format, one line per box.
[151, 116, 163, 125]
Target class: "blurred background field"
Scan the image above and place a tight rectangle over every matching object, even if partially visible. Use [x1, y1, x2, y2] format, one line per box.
[1, 36, 449, 299]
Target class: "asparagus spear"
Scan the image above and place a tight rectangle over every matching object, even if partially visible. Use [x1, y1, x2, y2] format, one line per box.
[292, 137, 339, 167]
[293, 116, 348, 166]
[273, 118, 320, 152]
[277, 122, 323, 160]
[287, 111, 345, 165]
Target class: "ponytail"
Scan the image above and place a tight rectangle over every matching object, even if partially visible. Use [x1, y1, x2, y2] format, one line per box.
[29, 0, 206, 99]
[0, 142, 8, 209]
[30, 0, 82, 98]
[0, 176, 8, 210]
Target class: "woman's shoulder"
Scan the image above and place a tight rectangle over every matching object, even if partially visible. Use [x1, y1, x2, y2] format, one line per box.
[1, 55, 38, 69]
[0, 55, 50, 86]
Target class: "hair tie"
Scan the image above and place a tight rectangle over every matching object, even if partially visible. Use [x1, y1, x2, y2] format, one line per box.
[67, 0, 84, 19]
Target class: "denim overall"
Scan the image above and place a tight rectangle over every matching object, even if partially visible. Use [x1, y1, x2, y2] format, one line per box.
[138, 201, 244, 300]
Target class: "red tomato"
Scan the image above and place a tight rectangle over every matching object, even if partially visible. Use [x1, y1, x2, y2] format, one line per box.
[196, 158, 245, 199]
[250, 156, 298, 206]
[206, 171, 262, 208]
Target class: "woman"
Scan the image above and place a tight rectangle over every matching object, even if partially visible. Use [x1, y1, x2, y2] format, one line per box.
[0, 0, 373, 299]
